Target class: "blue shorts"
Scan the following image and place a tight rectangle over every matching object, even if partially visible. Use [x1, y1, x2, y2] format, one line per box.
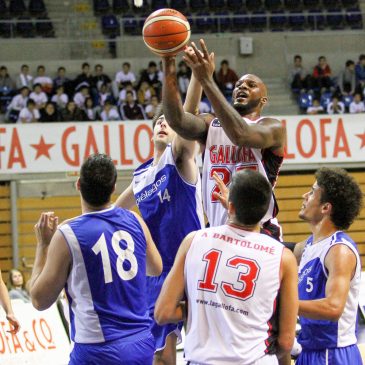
[296, 344, 363, 365]
[69, 332, 155, 365]
[146, 272, 183, 352]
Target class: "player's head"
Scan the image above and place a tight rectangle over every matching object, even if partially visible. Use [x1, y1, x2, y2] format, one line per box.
[299, 168, 363, 230]
[228, 170, 271, 226]
[152, 114, 176, 149]
[232, 74, 268, 116]
[78, 153, 117, 207]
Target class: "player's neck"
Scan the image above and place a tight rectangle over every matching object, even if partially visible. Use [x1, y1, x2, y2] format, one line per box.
[241, 110, 261, 121]
[81, 199, 112, 214]
[152, 145, 166, 165]
[311, 219, 337, 244]
[228, 220, 260, 233]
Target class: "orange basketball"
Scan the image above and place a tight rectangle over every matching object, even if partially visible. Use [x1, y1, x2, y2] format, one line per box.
[142, 8, 191, 57]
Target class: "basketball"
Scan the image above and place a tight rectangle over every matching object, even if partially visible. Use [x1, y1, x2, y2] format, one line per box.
[142, 8, 191, 57]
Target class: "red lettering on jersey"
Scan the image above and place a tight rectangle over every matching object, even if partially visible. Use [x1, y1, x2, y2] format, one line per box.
[210, 145, 257, 164]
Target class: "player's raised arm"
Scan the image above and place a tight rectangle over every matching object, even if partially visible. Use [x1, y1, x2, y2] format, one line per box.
[115, 183, 136, 210]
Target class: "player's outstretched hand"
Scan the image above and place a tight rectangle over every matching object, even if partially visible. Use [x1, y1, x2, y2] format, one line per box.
[183, 39, 215, 83]
[212, 172, 229, 210]
[6, 313, 20, 334]
[34, 212, 59, 246]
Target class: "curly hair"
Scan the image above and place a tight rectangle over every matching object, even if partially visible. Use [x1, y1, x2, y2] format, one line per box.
[315, 168, 363, 230]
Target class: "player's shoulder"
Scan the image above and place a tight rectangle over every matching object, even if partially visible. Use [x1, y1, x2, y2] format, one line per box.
[133, 157, 154, 177]
[257, 116, 283, 128]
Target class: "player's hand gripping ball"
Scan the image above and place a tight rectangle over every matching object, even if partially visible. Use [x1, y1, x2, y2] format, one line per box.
[142, 8, 191, 57]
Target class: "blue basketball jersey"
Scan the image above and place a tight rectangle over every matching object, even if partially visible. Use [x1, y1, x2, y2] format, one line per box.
[59, 206, 151, 344]
[298, 231, 361, 350]
[132, 144, 204, 272]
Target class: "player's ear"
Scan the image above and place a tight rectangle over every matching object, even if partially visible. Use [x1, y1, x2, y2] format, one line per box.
[76, 178, 81, 191]
[228, 201, 235, 217]
[260, 96, 268, 106]
[322, 202, 332, 215]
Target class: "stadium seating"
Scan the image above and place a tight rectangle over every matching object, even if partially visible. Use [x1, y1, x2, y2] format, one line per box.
[29, 0, 47, 16]
[346, 7, 363, 29]
[209, 0, 226, 11]
[93, 0, 110, 15]
[112, 0, 130, 14]
[227, 0, 244, 11]
[270, 10, 287, 31]
[0, 17, 12, 37]
[16, 16, 35, 37]
[215, 11, 231, 32]
[0, 0, 8, 18]
[327, 8, 345, 29]
[101, 14, 120, 37]
[265, 0, 282, 11]
[151, 0, 168, 11]
[9, 0, 26, 16]
[122, 13, 138, 35]
[196, 11, 214, 32]
[298, 92, 313, 112]
[288, 10, 306, 30]
[231, 10, 249, 32]
[173, 0, 188, 13]
[35, 16, 55, 37]
[307, 9, 326, 30]
[190, 0, 206, 13]
[246, 0, 263, 11]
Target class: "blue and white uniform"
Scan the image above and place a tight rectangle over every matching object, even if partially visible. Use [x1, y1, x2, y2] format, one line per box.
[132, 143, 204, 351]
[59, 206, 154, 365]
[297, 231, 362, 365]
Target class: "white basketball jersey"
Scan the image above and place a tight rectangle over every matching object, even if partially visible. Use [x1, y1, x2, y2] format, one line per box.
[202, 118, 282, 227]
[184, 225, 284, 364]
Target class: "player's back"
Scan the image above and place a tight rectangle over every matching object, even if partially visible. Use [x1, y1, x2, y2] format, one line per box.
[184, 225, 284, 364]
[59, 205, 151, 344]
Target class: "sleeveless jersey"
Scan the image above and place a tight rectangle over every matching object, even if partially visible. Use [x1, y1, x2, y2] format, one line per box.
[298, 231, 361, 350]
[132, 144, 204, 272]
[202, 117, 282, 227]
[59, 206, 151, 344]
[184, 225, 284, 364]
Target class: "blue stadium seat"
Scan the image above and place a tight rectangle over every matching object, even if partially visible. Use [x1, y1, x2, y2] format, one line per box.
[307, 9, 326, 30]
[231, 10, 249, 31]
[303, 0, 317, 8]
[250, 10, 267, 31]
[151, 0, 168, 11]
[320, 92, 332, 109]
[246, 0, 263, 11]
[284, 0, 302, 10]
[172, 0, 188, 12]
[342, 95, 353, 108]
[29, 0, 47, 16]
[35, 16, 54, 37]
[209, 0, 225, 10]
[16, 17, 35, 37]
[9, 0, 26, 16]
[326, 8, 344, 29]
[93, 0, 110, 14]
[270, 10, 287, 31]
[0, 17, 13, 37]
[227, 0, 244, 10]
[215, 11, 231, 32]
[196, 11, 214, 32]
[323, 0, 339, 9]
[0, 0, 8, 18]
[101, 14, 120, 36]
[122, 13, 137, 35]
[288, 10, 306, 30]
[341, 0, 358, 7]
[345, 7, 363, 29]
[265, 0, 282, 11]
[298, 92, 313, 112]
[190, 0, 206, 12]
[113, 0, 130, 14]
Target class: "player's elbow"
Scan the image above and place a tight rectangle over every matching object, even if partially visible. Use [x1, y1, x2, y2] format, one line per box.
[277, 334, 295, 354]
[154, 303, 173, 325]
[30, 290, 51, 311]
[326, 305, 344, 321]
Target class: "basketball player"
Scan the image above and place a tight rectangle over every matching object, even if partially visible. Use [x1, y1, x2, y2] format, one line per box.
[294, 168, 363, 365]
[0, 268, 20, 334]
[161, 39, 285, 240]
[155, 170, 298, 364]
[115, 72, 205, 365]
[29, 154, 162, 365]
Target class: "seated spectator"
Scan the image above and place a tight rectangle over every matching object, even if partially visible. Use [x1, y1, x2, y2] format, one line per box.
[306, 99, 324, 115]
[100, 100, 120, 121]
[113, 61, 136, 98]
[355, 54, 365, 95]
[120, 90, 146, 120]
[177, 60, 191, 99]
[61, 101, 84, 121]
[82, 97, 100, 121]
[6, 86, 30, 122]
[73, 62, 94, 91]
[289, 55, 312, 93]
[327, 96, 345, 114]
[145, 95, 160, 119]
[33, 65, 53, 95]
[40, 102, 60, 122]
[337, 60, 356, 97]
[7, 269, 30, 303]
[17, 99, 40, 123]
[73, 85, 90, 109]
[15, 64, 33, 90]
[53, 66, 72, 96]
[349, 93, 365, 114]
[137, 80, 156, 106]
[98, 82, 113, 106]
[93, 64, 111, 92]
[30, 83, 48, 110]
[0, 66, 15, 113]
[118, 81, 137, 104]
[139, 61, 161, 95]
[216, 59, 239, 97]
[51, 85, 68, 110]
[312, 56, 333, 93]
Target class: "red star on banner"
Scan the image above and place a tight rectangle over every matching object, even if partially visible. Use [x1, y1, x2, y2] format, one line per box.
[356, 131, 365, 149]
[30, 136, 55, 160]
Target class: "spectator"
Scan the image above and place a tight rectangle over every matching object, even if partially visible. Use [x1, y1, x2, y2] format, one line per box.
[82, 97, 99, 121]
[51, 85, 68, 110]
[98, 82, 113, 106]
[289, 55, 312, 93]
[73, 62, 94, 91]
[93, 64, 111, 92]
[40, 102, 61, 122]
[216, 59, 239, 97]
[113, 62, 136, 98]
[118, 81, 137, 104]
[355, 54, 365, 94]
[327, 96, 345, 114]
[139, 61, 161, 94]
[30, 83, 48, 110]
[312, 56, 333, 93]
[33, 65, 53, 95]
[120, 90, 146, 120]
[337, 60, 356, 97]
[17, 99, 40, 123]
[349, 93, 365, 114]
[6, 86, 30, 122]
[15, 64, 33, 90]
[177, 60, 191, 99]
[53, 67, 72, 96]
[306, 99, 324, 115]
[61, 101, 84, 122]
[8, 269, 30, 303]
[73, 85, 90, 109]
[0, 66, 15, 113]
[100, 100, 120, 121]
[137, 80, 156, 106]
[144, 95, 160, 119]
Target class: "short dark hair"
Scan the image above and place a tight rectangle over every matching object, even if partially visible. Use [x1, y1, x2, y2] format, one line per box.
[95, 64, 103, 69]
[359, 54, 365, 61]
[82, 62, 90, 69]
[221, 59, 229, 66]
[229, 170, 272, 225]
[346, 60, 355, 67]
[37, 65, 45, 71]
[315, 168, 363, 230]
[294, 55, 302, 61]
[79, 154, 117, 207]
[27, 98, 35, 107]
[123, 62, 130, 68]
[148, 61, 157, 68]
[318, 56, 326, 61]
[58, 66, 66, 72]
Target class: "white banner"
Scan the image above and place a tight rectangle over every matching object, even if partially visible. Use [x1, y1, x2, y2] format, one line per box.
[0, 301, 70, 364]
[0, 116, 364, 174]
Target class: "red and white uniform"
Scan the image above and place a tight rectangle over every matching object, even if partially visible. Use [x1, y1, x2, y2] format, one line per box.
[184, 225, 284, 365]
[202, 117, 282, 231]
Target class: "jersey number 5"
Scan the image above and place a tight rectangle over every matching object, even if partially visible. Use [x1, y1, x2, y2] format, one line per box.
[198, 249, 260, 301]
[92, 230, 138, 284]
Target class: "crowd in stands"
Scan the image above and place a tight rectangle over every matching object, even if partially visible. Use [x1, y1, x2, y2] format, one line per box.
[290, 54, 365, 114]
[0, 59, 240, 123]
